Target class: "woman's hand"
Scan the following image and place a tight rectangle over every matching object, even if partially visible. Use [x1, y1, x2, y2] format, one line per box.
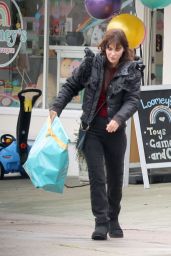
[49, 110, 57, 123]
[106, 119, 119, 133]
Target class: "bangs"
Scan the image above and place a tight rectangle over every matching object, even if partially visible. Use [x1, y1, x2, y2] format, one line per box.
[106, 42, 123, 50]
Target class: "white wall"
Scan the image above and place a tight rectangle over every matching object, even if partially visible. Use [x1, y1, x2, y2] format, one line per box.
[0, 108, 81, 142]
[0, 108, 81, 178]
[163, 5, 171, 84]
[135, 0, 145, 20]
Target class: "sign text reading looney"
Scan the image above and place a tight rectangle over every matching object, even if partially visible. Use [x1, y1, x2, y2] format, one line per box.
[138, 89, 171, 164]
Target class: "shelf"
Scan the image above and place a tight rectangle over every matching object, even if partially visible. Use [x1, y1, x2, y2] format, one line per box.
[52, 46, 98, 110]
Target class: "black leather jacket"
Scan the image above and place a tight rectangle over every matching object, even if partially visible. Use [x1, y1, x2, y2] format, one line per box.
[50, 48, 142, 127]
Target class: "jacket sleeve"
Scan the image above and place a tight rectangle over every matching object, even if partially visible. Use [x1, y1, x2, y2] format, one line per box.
[112, 63, 142, 125]
[49, 49, 94, 116]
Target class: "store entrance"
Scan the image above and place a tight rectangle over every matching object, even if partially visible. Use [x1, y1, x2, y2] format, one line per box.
[149, 9, 164, 85]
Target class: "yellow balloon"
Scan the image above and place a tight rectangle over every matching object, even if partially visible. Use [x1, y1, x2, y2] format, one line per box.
[107, 14, 146, 49]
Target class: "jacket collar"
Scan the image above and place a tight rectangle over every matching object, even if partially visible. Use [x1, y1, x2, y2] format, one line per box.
[95, 51, 133, 77]
[114, 61, 133, 77]
[84, 48, 139, 78]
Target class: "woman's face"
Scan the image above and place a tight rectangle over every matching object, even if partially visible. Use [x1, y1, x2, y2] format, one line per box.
[105, 43, 124, 67]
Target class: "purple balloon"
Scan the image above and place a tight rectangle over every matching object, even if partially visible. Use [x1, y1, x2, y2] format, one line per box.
[85, 0, 121, 20]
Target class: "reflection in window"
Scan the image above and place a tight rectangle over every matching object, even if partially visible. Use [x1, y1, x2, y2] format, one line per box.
[0, 0, 45, 108]
[49, 0, 108, 47]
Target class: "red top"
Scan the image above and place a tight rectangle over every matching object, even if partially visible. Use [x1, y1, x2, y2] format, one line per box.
[96, 65, 116, 117]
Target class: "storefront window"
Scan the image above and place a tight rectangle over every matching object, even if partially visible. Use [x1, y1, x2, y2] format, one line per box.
[0, 0, 45, 108]
[49, 0, 107, 47]
[0, 0, 139, 109]
[48, 0, 108, 110]
[48, 0, 137, 110]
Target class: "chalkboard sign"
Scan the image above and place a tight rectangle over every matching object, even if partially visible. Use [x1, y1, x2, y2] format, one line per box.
[133, 85, 171, 188]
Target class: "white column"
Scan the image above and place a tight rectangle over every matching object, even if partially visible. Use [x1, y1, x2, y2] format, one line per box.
[136, 1, 150, 85]
[135, 0, 145, 20]
[163, 5, 171, 84]
[42, 0, 50, 108]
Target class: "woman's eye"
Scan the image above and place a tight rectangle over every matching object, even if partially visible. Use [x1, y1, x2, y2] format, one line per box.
[108, 47, 121, 52]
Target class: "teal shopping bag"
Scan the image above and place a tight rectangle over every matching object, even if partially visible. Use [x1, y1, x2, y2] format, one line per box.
[24, 117, 69, 193]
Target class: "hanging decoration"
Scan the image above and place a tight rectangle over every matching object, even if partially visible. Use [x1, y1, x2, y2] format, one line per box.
[140, 0, 171, 9]
[107, 14, 146, 49]
[84, 0, 121, 20]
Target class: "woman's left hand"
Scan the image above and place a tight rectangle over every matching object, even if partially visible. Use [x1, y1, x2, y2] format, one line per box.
[106, 119, 119, 133]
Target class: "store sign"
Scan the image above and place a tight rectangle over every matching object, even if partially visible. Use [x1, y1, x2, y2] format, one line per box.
[133, 85, 171, 188]
[0, 0, 27, 67]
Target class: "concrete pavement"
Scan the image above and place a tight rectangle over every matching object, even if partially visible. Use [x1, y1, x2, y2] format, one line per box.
[0, 176, 171, 256]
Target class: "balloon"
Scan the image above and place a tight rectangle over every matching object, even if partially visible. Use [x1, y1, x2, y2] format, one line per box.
[140, 0, 171, 9]
[107, 14, 146, 49]
[84, 0, 121, 20]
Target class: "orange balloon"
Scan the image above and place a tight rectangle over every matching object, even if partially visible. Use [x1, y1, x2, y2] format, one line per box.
[107, 14, 146, 49]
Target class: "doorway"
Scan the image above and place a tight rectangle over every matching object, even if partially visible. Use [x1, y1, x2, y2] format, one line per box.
[149, 9, 164, 85]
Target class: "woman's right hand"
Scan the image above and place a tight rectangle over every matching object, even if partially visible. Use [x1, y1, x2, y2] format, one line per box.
[49, 110, 57, 123]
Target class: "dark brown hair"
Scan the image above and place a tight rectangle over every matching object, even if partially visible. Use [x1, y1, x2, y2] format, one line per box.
[98, 29, 132, 63]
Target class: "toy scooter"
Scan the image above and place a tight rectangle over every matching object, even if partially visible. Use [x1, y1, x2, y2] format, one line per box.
[0, 88, 42, 179]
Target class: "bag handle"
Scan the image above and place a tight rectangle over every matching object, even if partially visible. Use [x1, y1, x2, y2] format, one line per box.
[86, 100, 106, 129]
[46, 117, 68, 150]
[92, 100, 106, 121]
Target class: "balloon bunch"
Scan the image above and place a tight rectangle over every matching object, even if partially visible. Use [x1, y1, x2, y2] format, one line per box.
[84, 0, 146, 49]
[140, 0, 171, 9]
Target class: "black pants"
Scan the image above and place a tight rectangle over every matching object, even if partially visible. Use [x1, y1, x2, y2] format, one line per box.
[83, 116, 127, 224]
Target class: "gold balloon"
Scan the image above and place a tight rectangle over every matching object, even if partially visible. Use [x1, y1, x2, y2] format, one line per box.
[107, 14, 146, 49]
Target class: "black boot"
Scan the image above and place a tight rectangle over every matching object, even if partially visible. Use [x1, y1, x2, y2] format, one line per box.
[92, 222, 108, 240]
[109, 219, 123, 238]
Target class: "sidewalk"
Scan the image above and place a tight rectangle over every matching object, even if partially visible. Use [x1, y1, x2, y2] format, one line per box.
[0, 176, 171, 256]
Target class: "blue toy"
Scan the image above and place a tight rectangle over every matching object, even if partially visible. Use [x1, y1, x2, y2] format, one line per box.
[0, 88, 41, 179]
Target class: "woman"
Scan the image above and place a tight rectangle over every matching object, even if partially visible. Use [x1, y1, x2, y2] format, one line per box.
[49, 29, 142, 240]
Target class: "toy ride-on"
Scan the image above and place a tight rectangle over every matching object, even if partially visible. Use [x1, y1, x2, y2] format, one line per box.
[0, 88, 42, 179]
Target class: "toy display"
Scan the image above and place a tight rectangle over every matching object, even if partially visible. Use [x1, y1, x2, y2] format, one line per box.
[0, 88, 41, 179]
[60, 58, 82, 78]
[107, 14, 146, 49]
[60, 58, 73, 78]
[0, 64, 37, 107]
[60, 58, 83, 105]
[90, 25, 104, 46]
[0, 79, 20, 107]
